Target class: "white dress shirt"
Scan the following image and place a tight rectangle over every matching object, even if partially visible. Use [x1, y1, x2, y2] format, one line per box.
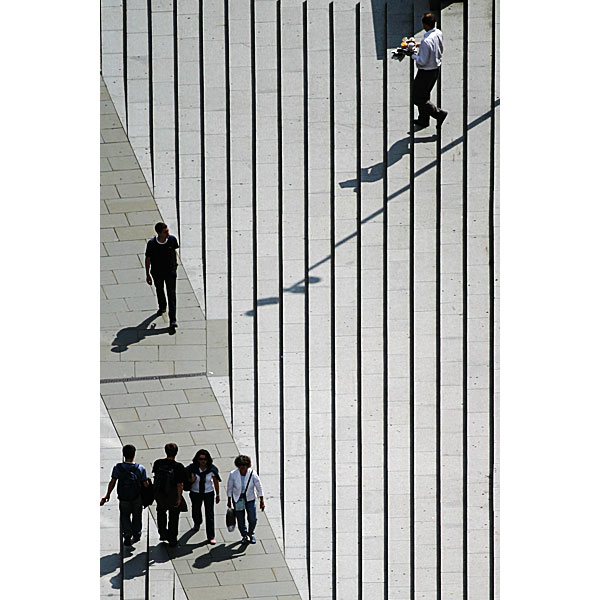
[227, 468, 263, 502]
[412, 28, 444, 70]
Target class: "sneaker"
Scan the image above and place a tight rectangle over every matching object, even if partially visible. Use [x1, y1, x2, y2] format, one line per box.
[170, 320, 178, 328]
[241, 535, 249, 544]
[249, 535, 256, 544]
[209, 538, 216, 545]
[132, 534, 141, 543]
[123, 537, 132, 547]
[413, 119, 430, 129]
[436, 110, 448, 126]
[157, 308, 166, 316]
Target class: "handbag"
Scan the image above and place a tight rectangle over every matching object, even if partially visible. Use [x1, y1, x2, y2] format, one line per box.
[226, 507, 236, 532]
[141, 479, 154, 508]
[178, 496, 188, 513]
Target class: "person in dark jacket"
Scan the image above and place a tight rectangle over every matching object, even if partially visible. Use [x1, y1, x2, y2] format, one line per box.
[100, 444, 150, 547]
[186, 449, 221, 544]
[145, 222, 179, 329]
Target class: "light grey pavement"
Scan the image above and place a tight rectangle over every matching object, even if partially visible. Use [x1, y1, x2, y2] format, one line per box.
[101, 1, 499, 598]
[101, 76, 301, 600]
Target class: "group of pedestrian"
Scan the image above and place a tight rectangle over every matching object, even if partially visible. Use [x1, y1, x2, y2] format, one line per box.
[101, 443, 265, 549]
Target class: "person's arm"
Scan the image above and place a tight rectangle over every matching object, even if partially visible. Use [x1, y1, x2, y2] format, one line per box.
[254, 473, 265, 511]
[411, 38, 430, 67]
[145, 256, 152, 285]
[227, 473, 234, 508]
[175, 482, 183, 506]
[214, 477, 220, 504]
[100, 478, 117, 505]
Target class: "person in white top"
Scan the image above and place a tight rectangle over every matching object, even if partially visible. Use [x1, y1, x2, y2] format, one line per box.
[186, 449, 221, 544]
[226, 455, 265, 544]
[410, 12, 448, 128]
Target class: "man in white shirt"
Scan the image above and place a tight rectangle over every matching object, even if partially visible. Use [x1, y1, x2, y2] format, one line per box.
[411, 12, 448, 129]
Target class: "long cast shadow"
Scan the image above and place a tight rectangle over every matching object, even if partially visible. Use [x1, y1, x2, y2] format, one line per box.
[339, 134, 436, 192]
[111, 313, 172, 352]
[246, 100, 499, 316]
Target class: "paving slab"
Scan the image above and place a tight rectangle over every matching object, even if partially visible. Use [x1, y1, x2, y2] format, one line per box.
[100, 75, 299, 600]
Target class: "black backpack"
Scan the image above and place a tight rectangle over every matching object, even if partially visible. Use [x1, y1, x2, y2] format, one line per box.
[154, 461, 177, 504]
[116, 463, 142, 501]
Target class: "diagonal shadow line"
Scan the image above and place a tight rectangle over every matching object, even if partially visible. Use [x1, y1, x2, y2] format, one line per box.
[246, 99, 499, 316]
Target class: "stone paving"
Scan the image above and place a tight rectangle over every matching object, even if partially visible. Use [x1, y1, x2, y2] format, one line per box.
[101, 76, 301, 599]
[101, 1, 499, 598]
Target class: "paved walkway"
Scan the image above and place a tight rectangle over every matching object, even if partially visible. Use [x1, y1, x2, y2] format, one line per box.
[101, 76, 301, 600]
[101, 0, 499, 598]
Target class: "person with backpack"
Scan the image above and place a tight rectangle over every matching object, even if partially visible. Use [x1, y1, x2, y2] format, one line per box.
[186, 449, 221, 544]
[226, 455, 265, 544]
[100, 444, 150, 547]
[152, 442, 187, 547]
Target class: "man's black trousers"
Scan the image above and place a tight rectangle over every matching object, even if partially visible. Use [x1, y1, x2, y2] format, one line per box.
[413, 67, 443, 124]
[152, 270, 177, 322]
[156, 503, 181, 544]
[119, 498, 142, 540]
[190, 491, 215, 539]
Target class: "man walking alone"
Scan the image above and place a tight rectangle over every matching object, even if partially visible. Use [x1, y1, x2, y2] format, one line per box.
[145, 222, 179, 330]
[411, 12, 447, 129]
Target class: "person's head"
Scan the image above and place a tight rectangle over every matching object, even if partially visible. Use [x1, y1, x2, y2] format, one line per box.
[422, 12, 436, 30]
[234, 454, 251, 475]
[154, 222, 169, 236]
[193, 449, 213, 468]
[165, 442, 178, 458]
[122, 444, 136, 461]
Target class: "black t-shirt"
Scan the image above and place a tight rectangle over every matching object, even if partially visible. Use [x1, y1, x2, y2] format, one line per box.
[145, 235, 179, 274]
[152, 458, 187, 484]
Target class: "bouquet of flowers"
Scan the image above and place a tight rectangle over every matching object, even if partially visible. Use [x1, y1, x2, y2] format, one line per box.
[391, 37, 416, 62]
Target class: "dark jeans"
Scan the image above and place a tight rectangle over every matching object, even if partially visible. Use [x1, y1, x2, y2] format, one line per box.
[235, 499, 257, 537]
[156, 503, 181, 544]
[119, 497, 142, 540]
[413, 67, 443, 124]
[190, 491, 215, 539]
[152, 270, 177, 322]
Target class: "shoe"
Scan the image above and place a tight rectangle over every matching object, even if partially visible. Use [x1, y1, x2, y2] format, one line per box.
[209, 538, 216, 545]
[123, 537, 132, 547]
[159, 532, 168, 542]
[249, 535, 256, 544]
[192, 524, 200, 532]
[169, 320, 178, 328]
[436, 110, 448, 126]
[413, 119, 430, 129]
[241, 535, 249, 544]
[157, 307, 166, 316]
[132, 534, 141, 543]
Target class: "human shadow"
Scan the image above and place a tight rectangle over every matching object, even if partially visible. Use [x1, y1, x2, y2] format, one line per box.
[244, 276, 321, 317]
[102, 541, 173, 590]
[111, 313, 172, 353]
[339, 134, 436, 192]
[190, 541, 249, 570]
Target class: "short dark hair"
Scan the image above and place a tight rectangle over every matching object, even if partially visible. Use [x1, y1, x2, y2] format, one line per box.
[154, 222, 168, 234]
[122, 444, 136, 460]
[165, 442, 178, 457]
[193, 449, 213, 466]
[422, 12, 436, 28]
[234, 454, 251, 468]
